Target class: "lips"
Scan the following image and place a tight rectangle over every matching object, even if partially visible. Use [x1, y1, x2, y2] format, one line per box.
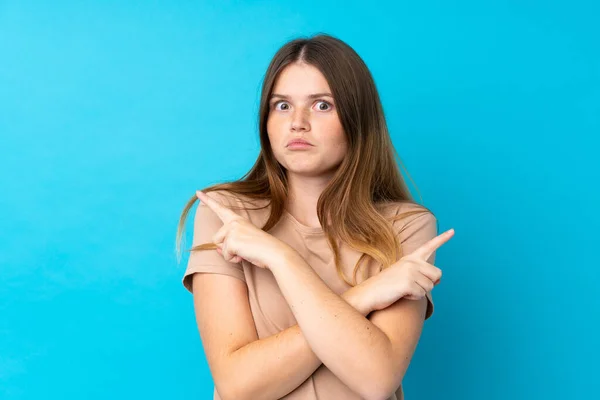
[287, 139, 313, 147]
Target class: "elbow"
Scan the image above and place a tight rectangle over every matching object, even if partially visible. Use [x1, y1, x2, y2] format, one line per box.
[357, 363, 402, 400]
[216, 386, 251, 400]
[212, 358, 255, 400]
[359, 338, 410, 400]
[213, 383, 235, 400]
[216, 377, 265, 400]
[216, 381, 258, 400]
[360, 381, 399, 400]
[213, 374, 248, 400]
[359, 382, 397, 400]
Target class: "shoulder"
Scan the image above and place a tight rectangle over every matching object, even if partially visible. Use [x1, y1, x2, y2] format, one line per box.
[386, 202, 438, 262]
[201, 189, 271, 224]
[201, 189, 240, 206]
[376, 200, 435, 221]
[378, 200, 438, 241]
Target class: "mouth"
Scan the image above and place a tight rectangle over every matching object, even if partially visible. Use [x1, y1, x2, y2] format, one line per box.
[287, 143, 313, 150]
[286, 139, 313, 147]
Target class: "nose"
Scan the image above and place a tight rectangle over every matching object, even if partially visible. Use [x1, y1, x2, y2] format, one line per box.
[291, 108, 310, 132]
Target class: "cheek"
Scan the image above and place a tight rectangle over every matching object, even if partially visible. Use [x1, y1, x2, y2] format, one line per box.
[266, 119, 279, 146]
[266, 118, 285, 160]
[326, 125, 348, 154]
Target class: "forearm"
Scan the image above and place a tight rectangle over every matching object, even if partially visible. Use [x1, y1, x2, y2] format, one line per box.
[224, 284, 372, 400]
[269, 250, 393, 397]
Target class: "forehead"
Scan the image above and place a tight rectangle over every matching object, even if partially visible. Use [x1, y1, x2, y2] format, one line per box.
[272, 63, 331, 94]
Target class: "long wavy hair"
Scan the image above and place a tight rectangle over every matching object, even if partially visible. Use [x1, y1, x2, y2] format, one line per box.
[175, 33, 434, 286]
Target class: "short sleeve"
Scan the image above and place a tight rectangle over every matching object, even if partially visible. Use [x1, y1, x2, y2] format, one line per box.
[397, 211, 439, 320]
[181, 196, 247, 294]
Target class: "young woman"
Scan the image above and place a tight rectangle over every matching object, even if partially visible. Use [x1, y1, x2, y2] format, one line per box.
[176, 33, 454, 400]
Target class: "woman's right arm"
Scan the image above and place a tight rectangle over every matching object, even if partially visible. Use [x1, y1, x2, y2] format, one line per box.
[191, 272, 373, 400]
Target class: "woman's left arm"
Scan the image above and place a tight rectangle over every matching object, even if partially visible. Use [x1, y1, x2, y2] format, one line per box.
[268, 249, 425, 400]
[195, 190, 447, 399]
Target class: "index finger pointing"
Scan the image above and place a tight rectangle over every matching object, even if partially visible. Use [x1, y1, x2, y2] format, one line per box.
[411, 228, 455, 261]
[196, 190, 239, 223]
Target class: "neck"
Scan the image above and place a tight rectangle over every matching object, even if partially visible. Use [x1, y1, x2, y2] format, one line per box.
[285, 172, 334, 228]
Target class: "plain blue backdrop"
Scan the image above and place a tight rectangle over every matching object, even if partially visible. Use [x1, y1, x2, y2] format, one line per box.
[1, 1, 598, 399]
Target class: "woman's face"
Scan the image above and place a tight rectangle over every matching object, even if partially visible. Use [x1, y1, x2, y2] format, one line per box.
[267, 62, 348, 178]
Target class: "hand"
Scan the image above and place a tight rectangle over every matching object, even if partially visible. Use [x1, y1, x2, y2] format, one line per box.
[362, 228, 455, 312]
[195, 190, 293, 269]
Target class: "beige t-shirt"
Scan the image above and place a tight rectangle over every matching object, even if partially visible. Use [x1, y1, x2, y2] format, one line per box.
[182, 190, 438, 400]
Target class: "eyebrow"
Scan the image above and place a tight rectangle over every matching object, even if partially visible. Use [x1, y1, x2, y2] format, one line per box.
[270, 92, 333, 100]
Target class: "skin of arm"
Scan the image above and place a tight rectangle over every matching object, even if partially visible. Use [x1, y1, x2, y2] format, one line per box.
[268, 248, 427, 400]
[191, 271, 375, 400]
[193, 247, 429, 400]
[191, 192, 440, 399]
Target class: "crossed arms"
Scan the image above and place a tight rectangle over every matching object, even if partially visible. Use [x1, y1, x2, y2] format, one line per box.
[191, 249, 429, 400]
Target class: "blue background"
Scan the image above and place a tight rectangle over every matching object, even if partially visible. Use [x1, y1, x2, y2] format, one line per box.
[1, 1, 598, 399]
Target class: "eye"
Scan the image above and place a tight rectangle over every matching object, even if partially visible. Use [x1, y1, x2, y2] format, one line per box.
[271, 99, 334, 111]
[273, 101, 290, 111]
[315, 100, 333, 111]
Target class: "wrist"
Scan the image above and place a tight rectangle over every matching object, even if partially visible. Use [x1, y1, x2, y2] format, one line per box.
[342, 281, 374, 316]
[265, 242, 301, 272]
